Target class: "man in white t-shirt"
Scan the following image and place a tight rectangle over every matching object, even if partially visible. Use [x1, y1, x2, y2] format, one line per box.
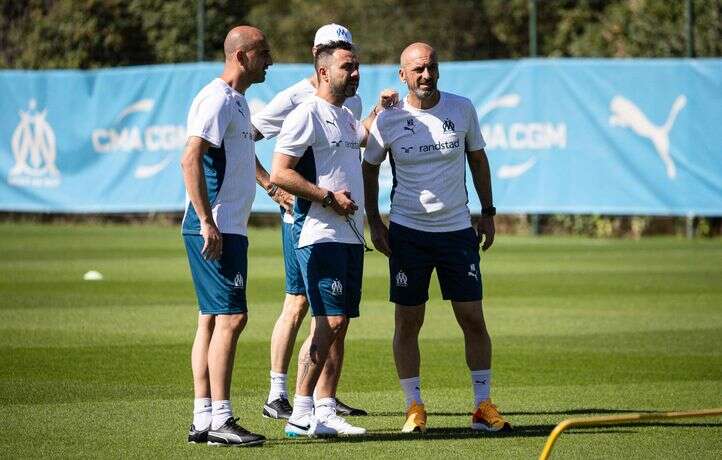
[362, 42, 511, 434]
[270, 40, 392, 438]
[180, 26, 271, 447]
[251, 24, 366, 420]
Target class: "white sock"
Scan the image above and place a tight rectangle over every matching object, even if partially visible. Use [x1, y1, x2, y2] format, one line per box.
[268, 371, 288, 403]
[471, 369, 492, 406]
[314, 397, 336, 420]
[192, 398, 212, 430]
[400, 376, 423, 408]
[211, 400, 233, 430]
[290, 395, 314, 421]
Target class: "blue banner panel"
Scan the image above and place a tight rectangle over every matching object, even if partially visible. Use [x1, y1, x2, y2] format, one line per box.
[1, 59, 721, 215]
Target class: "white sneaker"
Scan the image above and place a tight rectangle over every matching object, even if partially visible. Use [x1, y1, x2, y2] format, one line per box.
[285, 413, 312, 438]
[316, 413, 366, 436]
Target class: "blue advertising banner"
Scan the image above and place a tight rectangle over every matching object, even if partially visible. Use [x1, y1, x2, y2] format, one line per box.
[1, 59, 721, 215]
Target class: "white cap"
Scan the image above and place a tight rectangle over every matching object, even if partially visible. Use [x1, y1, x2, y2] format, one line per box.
[313, 24, 353, 47]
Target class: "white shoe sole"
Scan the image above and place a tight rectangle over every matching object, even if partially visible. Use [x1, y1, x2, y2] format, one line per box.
[207, 439, 265, 447]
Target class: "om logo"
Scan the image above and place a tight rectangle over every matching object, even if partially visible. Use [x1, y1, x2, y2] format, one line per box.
[9, 99, 60, 187]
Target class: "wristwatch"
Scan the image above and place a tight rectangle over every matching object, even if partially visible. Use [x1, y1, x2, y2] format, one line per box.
[321, 191, 335, 208]
[481, 206, 496, 217]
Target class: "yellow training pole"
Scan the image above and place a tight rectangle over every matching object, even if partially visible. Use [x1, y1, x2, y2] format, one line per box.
[539, 407, 722, 460]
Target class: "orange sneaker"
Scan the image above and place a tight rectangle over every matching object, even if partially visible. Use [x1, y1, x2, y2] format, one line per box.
[401, 401, 427, 433]
[471, 400, 511, 432]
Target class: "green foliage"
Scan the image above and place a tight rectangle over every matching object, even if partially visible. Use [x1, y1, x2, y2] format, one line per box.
[1, 0, 719, 68]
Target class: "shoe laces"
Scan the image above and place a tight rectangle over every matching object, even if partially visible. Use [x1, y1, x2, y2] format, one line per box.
[278, 397, 292, 412]
[324, 413, 352, 429]
[476, 402, 501, 420]
[226, 417, 251, 434]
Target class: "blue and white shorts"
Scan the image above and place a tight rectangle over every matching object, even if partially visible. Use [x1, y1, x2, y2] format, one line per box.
[183, 233, 248, 315]
[295, 242, 363, 318]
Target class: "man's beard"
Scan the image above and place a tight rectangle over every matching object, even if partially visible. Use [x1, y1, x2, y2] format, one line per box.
[330, 78, 358, 98]
[413, 81, 436, 100]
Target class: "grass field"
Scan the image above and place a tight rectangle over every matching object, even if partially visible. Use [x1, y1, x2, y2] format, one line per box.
[1, 222, 721, 458]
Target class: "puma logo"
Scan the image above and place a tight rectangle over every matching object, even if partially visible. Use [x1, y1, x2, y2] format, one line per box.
[609, 95, 686, 179]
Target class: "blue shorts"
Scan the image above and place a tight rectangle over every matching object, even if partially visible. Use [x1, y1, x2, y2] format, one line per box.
[389, 223, 482, 306]
[295, 242, 363, 318]
[280, 209, 306, 295]
[183, 233, 248, 315]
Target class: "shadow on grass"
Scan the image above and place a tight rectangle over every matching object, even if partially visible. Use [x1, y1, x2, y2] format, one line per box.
[373, 408, 661, 417]
[270, 423, 554, 445]
[267, 419, 722, 446]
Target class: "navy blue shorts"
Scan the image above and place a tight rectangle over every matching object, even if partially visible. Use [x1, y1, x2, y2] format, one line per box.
[295, 242, 363, 318]
[183, 233, 248, 315]
[280, 209, 306, 295]
[388, 222, 482, 306]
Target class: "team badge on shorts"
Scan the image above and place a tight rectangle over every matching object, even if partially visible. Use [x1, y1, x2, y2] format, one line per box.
[331, 279, 343, 296]
[234, 273, 245, 288]
[395, 270, 408, 287]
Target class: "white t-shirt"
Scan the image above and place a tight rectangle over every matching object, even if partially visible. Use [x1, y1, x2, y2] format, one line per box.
[252, 78, 363, 139]
[364, 91, 486, 232]
[182, 78, 256, 236]
[274, 96, 366, 248]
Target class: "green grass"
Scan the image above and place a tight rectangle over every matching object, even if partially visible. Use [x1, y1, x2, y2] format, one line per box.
[1, 223, 721, 458]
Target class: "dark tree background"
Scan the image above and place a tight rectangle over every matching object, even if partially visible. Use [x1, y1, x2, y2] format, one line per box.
[1, 0, 719, 68]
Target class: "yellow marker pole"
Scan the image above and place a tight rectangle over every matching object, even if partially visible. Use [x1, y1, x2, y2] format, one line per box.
[539, 407, 722, 460]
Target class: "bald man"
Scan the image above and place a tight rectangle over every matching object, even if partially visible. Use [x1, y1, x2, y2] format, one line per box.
[362, 43, 511, 433]
[181, 26, 272, 447]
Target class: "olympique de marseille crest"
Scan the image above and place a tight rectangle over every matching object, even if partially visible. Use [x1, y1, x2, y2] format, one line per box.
[331, 279, 343, 296]
[8, 99, 60, 187]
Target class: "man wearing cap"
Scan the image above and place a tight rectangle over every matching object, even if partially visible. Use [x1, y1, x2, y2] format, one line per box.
[251, 24, 366, 421]
[362, 42, 511, 434]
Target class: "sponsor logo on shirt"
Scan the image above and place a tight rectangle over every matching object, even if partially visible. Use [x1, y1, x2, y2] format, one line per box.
[330, 139, 360, 149]
[418, 139, 460, 152]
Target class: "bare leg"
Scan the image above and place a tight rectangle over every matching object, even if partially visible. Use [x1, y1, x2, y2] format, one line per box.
[451, 300, 491, 370]
[208, 313, 247, 400]
[270, 293, 309, 373]
[192, 313, 215, 398]
[295, 315, 347, 397]
[315, 319, 349, 399]
[393, 304, 425, 379]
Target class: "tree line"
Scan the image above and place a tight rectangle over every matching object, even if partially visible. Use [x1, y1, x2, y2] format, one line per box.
[1, 0, 720, 68]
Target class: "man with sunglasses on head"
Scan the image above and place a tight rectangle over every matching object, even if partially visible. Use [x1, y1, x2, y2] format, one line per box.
[270, 37, 395, 437]
[251, 24, 366, 421]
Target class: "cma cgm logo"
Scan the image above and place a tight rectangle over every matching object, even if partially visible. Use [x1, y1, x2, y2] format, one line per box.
[477, 94, 566, 179]
[477, 94, 567, 151]
[91, 99, 185, 178]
